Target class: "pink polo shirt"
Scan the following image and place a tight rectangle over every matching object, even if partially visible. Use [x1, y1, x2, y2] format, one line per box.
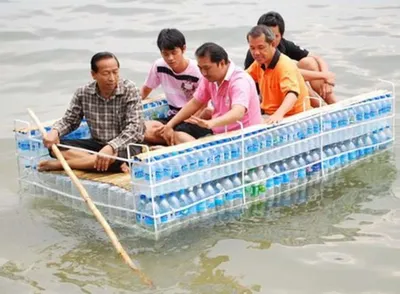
[144, 58, 201, 109]
[194, 62, 262, 134]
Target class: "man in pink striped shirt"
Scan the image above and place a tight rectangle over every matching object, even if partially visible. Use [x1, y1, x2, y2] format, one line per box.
[160, 42, 263, 145]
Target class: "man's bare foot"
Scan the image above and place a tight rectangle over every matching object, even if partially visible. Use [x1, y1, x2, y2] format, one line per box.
[120, 163, 130, 173]
[38, 160, 62, 172]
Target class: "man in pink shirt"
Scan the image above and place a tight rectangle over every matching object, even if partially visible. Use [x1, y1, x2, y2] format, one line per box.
[140, 28, 210, 145]
[161, 42, 263, 145]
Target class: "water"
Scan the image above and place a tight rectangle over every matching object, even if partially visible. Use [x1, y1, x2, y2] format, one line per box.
[2, 0, 400, 293]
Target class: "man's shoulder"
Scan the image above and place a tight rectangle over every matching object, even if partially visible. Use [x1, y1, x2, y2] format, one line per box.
[279, 38, 309, 60]
[152, 57, 167, 67]
[118, 79, 139, 95]
[74, 81, 96, 96]
[230, 66, 256, 85]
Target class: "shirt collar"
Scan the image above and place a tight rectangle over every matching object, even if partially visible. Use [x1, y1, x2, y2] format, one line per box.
[223, 61, 235, 81]
[87, 80, 124, 97]
[261, 49, 281, 71]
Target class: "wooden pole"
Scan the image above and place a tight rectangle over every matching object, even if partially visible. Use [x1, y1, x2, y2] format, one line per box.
[27, 108, 154, 288]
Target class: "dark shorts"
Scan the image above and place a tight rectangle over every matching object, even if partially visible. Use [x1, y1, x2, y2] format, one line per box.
[154, 105, 213, 139]
[49, 139, 142, 173]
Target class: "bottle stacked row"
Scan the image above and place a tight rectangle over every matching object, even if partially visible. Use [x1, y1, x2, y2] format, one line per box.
[27, 123, 393, 232]
[16, 120, 91, 168]
[134, 125, 393, 230]
[131, 93, 393, 198]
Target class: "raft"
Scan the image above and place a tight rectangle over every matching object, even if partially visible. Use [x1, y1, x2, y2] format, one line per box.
[13, 83, 396, 239]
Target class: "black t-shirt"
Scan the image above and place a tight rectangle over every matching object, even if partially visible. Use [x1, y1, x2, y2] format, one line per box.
[244, 38, 309, 69]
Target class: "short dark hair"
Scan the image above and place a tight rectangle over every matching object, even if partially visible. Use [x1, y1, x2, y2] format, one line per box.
[257, 11, 285, 36]
[195, 42, 229, 64]
[246, 25, 275, 44]
[157, 28, 186, 51]
[90, 52, 120, 73]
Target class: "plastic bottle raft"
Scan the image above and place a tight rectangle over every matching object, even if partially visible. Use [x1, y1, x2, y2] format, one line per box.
[13, 89, 395, 239]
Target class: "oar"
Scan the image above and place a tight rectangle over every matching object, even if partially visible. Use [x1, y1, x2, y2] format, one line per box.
[27, 108, 154, 288]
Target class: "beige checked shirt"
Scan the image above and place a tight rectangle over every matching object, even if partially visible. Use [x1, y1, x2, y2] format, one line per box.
[53, 79, 145, 152]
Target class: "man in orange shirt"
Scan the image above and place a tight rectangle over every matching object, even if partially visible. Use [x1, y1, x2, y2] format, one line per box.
[246, 25, 312, 124]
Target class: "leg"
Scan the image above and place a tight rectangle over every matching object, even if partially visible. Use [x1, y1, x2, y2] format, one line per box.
[174, 131, 197, 144]
[297, 57, 337, 107]
[38, 154, 99, 171]
[173, 123, 213, 145]
[144, 120, 168, 145]
[41, 138, 126, 172]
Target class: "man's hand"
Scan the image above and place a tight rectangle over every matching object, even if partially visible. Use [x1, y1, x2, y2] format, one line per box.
[94, 145, 116, 172]
[264, 113, 284, 125]
[324, 72, 336, 86]
[153, 124, 165, 137]
[185, 116, 215, 129]
[43, 129, 60, 148]
[161, 124, 175, 146]
[321, 83, 334, 100]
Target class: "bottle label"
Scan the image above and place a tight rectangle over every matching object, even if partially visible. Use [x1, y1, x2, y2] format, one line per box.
[297, 131, 305, 140]
[155, 169, 163, 181]
[266, 178, 274, 188]
[206, 200, 216, 209]
[134, 168, 144, 179]
[198, 158, 205, 168]
[215, 197, 224, 206]
[266, 136, 273, 147]
[197, 201, 206, 212]
[181, 163, 189, 173]
[144, 216, 155, 226]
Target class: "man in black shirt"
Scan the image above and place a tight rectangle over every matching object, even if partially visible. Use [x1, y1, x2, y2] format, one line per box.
[244, 11, 337, 107]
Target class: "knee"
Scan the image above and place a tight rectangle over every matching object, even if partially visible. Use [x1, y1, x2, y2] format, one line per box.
[297, 56, 319, 71]
[144, 121, 163, 136]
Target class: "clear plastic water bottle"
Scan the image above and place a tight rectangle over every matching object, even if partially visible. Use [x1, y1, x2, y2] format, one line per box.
[203, 182, 217, 215]
[265, 165, 275, 199]
[168, 192, 183, 223]
[143, 197, 160, 228]
[270, 163, 282, 195]
[135, 194, 146, 225]
[220, 177, 235, 208]
[323, 113, 332, 132]
[214, 182, 225, 211]
[339, 143, 349, 167]
[287, 157, 299, 189]
[177, 189, 191, 221]
[332, 144, 342, 169]
[346, 140, 357, 163]
[186, 187, 198, 220]
[195, 185, 208, 217]
[363, 135, 373, 155]
[355, 137, 365, 158]
[158, 195, 172, 228]
[363, 104, 371, 120]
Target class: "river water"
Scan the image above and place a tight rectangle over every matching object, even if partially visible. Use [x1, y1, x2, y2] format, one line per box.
[1, 0, 400, 293]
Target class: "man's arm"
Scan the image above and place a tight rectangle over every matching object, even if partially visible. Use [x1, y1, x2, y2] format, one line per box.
[107, 85, 145, 152]
[266, 92, 298, 124]
[140, 85, 153, 99]
[52, 91, 83, 138]
[167, 98, 205, 128]
[298, 68, 335, 85]
[187, 105, 245, 130]
[308, 54, 328, 72]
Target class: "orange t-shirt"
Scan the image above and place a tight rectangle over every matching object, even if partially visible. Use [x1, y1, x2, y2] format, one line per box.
[246, 50, 312, 116]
